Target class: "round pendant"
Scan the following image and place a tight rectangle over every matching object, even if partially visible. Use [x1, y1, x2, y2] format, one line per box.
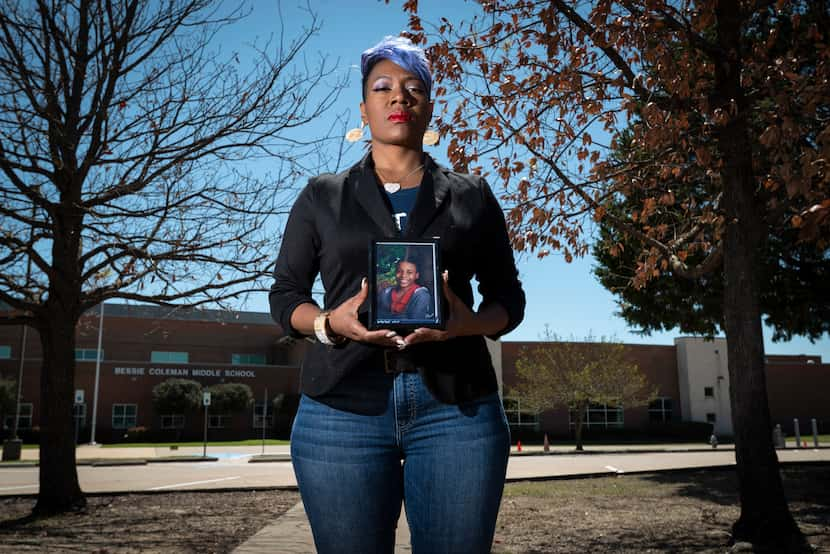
[384, 182, 401, 193]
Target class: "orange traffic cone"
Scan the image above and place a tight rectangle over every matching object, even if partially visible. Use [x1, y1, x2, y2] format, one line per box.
[543, 433, 550, 453]
[517, 440, 522, 452]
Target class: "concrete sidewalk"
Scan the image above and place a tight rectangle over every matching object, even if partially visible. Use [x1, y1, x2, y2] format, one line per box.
[233, 501, 412, 554]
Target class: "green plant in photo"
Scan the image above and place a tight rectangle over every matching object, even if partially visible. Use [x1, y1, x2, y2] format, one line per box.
[376, 244, 408, 289]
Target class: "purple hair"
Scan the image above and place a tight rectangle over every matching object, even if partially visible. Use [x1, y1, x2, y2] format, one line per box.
[360, 36, 432, 99]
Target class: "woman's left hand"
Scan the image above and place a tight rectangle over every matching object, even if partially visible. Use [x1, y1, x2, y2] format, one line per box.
[403, 271, 477, 346]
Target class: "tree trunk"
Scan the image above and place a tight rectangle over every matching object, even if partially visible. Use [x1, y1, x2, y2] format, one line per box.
[34, 309, 85, 515]
[574, 403, 585, 451]
[715, 2, 805, 550]
[33, 176, 86, 514]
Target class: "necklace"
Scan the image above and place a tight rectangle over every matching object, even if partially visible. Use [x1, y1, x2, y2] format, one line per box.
[375, 164, 424, 194]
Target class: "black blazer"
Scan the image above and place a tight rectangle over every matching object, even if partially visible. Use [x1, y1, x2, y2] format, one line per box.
[269, 153, 525, 406]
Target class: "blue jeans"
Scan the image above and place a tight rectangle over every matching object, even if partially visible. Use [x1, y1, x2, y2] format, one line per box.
[290, 372, 510, 554]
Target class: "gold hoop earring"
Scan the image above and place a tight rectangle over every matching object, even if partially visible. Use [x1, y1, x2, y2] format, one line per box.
[345, 120, 365, 143]
[422, 128, 440, 146]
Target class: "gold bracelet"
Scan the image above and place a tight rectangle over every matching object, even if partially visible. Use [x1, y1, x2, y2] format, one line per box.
[313, 311, 346, 345]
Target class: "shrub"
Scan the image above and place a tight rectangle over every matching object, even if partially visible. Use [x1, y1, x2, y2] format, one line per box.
[152, 379, 202, 414]
[125, 426, 149, 442]
[206, 383, 253, 413]
[645, 420, 714, 441]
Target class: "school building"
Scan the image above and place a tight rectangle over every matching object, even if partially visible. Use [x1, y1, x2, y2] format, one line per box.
[1, 303, 305, 443]
[499, 338, 830, 440]
[1, 303, 828, 443]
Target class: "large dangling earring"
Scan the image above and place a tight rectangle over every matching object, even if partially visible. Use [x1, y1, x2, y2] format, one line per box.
[422, 128, 440, 146]
[345, 120, 365, 143]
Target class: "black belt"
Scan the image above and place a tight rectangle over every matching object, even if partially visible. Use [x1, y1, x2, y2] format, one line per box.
[384, 350, 420, 374]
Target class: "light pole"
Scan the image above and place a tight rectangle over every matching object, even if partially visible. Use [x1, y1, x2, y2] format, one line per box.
[261, 388, 268, 455]
[1, 323, 28, 461]
[202, 391, 211, 457]
[10, 324, 27, 439]
[89, 302, 105, 445]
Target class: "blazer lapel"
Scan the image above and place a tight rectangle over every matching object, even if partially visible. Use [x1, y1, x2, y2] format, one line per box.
[404, 154, 451, 238]
[351, 154, 398, 236]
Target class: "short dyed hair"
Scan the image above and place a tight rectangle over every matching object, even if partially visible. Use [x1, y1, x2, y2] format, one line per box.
[360, 36, 432, 100]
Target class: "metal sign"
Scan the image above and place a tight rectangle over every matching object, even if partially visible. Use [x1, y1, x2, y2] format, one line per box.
[74, 389, 84, 405]
[202, 391, 211, 406]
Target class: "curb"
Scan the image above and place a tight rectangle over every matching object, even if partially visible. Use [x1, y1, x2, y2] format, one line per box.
[151, 456, 219, 463]
[0, 461, 37, 468]
[88, 459, 147, 467]
[248, 455, 291, 463]
[1, 456, 221, 468]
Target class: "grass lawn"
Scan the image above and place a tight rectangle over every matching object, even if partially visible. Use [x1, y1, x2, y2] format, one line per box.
[13, 439, 289, 448]
[100, 439, 290, 448]
[513, 433, 830, 447]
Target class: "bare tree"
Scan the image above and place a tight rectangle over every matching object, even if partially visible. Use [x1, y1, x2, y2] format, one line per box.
[0, 0, 340, 514]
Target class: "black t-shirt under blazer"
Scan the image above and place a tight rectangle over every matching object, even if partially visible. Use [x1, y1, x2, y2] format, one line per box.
[269, 153, 525, 409]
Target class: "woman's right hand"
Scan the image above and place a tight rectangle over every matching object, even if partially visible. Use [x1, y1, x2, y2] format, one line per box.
[328, 278, 406, 349]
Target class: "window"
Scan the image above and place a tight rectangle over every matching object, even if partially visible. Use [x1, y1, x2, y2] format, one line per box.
[706, 413, 717, 423]
[570, 403, 624, 429]
[112, 404, 137, 429]
[160, 414, 185, 429]
[253, 402, 273, 428]
[704, 386, 714, 398]
[502, 397, 539, 429]
[208, 414, 230, 429]
[232, 353, 267, 365]
[151, 351, 189, 363]
[3, 403, 33, 430]
[648, 397, 673, 423]
[0, 345, 11, 359]
[75, 348, 103, 361]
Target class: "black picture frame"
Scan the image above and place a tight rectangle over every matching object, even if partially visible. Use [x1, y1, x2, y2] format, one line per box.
[368, 239, 444, 332]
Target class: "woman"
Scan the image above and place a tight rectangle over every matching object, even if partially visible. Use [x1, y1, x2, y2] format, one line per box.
[377, 256, 433, 321]
[270, 36, 525, 554]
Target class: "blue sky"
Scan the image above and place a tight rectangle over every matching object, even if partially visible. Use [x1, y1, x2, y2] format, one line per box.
[221, 0, 829, 360]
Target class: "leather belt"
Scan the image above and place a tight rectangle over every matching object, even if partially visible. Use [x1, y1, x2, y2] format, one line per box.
[384, 350, 420, 374]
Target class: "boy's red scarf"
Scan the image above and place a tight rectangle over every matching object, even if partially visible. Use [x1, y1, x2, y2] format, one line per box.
[391, 285, 418, 313]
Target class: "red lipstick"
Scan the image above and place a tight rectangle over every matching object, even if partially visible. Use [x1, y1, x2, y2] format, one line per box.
[388, 112, 413, 122]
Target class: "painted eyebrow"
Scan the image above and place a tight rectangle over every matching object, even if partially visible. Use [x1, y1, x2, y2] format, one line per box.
[371, 74, 423, 84]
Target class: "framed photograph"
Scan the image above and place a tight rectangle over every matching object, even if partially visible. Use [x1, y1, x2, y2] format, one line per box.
[368, 239, 444, 331]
